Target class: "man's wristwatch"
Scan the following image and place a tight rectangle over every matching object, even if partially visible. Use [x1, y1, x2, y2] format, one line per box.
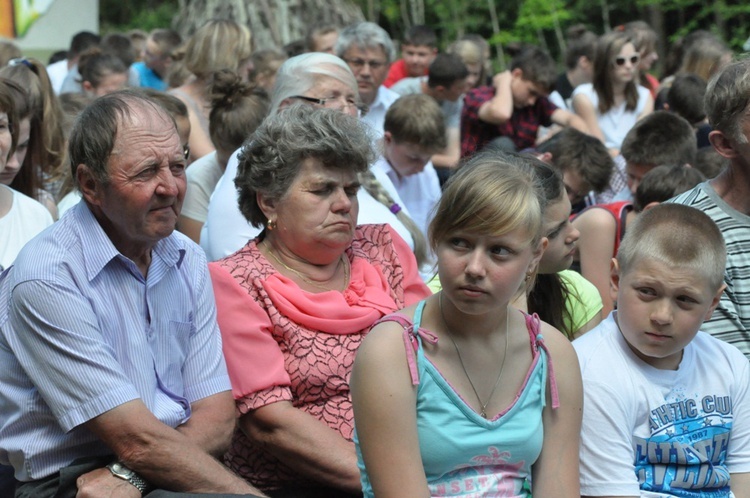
[106, 461, 151, 495]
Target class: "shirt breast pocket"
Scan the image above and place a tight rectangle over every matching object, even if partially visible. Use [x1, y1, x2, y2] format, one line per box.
[153, 320, 193, 392]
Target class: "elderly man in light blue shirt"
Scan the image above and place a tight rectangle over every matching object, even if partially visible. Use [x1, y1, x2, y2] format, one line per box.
[0, 91, 264, 498]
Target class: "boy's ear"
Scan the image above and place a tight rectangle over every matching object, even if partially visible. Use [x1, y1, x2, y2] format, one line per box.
[536, 151, 553, 164]
[708, 130, 738, 160]
[510, 67, 524, 80]
[383, 131, 393, 145]
[705, 283, 727, 321]
[642, 201, 660, 211]
[609, 258, 621, 304]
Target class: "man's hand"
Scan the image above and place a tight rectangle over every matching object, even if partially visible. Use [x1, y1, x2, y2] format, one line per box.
[75, 467, 141, 498]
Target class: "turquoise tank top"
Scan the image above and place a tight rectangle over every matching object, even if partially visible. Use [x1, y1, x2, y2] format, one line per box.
[355, 300, 557, 497]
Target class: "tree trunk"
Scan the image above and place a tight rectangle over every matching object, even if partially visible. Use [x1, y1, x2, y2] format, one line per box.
[486, 0, 506, 69]
[172, 0, 365, 50]
[599, 0, 611, 34]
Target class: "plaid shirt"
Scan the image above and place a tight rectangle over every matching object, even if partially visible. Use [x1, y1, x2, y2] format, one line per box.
[460, 85, 558, 157]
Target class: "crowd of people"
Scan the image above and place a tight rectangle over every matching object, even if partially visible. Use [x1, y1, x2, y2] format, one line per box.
[0, 14, 749, 498]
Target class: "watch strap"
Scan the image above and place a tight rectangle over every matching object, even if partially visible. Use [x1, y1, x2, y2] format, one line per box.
[106, 461, 151, 495]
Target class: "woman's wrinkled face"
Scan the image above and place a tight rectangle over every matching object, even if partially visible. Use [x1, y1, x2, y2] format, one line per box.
[268, 158, 360, 263]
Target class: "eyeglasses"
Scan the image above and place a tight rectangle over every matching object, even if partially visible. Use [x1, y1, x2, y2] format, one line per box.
[614, 55, 640, 66]
[290, 95, 369, 117]
[342, 58, 387, 71]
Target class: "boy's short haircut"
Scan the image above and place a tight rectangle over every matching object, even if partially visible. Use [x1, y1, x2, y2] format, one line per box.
[538, 128, 613, 193]
[617, 204, 726, 291]
[563, 25, 597, 70]
[305, 23, 338, 52]
[621, 111, 697, 167]
[705, 58, 750, 143]
[150, 29, 183, 57]
[509, 46, 556, 94]
[632, 163, 705, 212]
[667, 74, 707, 124]
[384, 94, 447, 151]
[403, 25, 437, 48]
[695, 146, 728, 179]
[427, 53, 469, 89]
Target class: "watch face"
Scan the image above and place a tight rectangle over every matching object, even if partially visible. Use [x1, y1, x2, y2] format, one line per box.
[110, 462, 134, 478]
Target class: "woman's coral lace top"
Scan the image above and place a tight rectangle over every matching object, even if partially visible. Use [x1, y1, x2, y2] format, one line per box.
[208, 224, 430, 490]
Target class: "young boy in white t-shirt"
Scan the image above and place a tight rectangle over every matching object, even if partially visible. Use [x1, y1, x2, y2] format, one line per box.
[573, 203, 750, 497]
[370, 93, 446, 241]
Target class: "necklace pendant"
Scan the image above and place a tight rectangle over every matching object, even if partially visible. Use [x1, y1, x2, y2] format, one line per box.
[480, 410, 487, 419]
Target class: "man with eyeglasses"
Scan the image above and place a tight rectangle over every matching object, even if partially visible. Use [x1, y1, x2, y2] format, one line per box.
[335, 22, 400, 139]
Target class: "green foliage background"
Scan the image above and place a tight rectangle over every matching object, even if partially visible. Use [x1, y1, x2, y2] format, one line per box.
[99, 0, 750, 74]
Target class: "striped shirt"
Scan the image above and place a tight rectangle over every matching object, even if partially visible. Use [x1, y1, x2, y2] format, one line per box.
[0, 202, 230, 481]
[670, 182, 750, 359]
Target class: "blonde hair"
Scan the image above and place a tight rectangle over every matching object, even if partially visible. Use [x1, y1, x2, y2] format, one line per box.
[183, 19, 253, 79]
[429, 152, 545, 252]
[617, 204, 726, 290]
[358, 170, 428, 268]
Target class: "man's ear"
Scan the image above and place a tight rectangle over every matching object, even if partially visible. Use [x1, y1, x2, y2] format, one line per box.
[609, 258, 621, 304]
[76, 164, 102, 206]
[511, 68, 524, 80]
[82, 80, 94, 93]
[708, 130, 738, 160]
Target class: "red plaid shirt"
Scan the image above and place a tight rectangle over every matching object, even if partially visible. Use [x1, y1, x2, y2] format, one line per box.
[460, 85, 558, 157]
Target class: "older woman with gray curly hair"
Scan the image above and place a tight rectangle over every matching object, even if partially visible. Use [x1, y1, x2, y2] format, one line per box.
[208, 104, 430, 497]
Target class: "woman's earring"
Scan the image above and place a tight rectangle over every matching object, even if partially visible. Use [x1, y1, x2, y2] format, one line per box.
[267, 218, 277, 231]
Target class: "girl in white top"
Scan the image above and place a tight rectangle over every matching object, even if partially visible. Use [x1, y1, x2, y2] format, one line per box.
[572, 31, 653, 155]
[0, 81, 53, 270]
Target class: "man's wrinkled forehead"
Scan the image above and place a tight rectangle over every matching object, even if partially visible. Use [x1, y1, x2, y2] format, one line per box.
[111, 100, 176, 153]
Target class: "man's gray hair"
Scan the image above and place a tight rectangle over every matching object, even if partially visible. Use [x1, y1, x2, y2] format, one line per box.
[69, 89, 174, 187]
[334, 22, 396, 64]
[269, 52, 356, 114]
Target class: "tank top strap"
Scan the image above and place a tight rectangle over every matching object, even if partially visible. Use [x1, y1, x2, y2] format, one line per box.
[371, 300, 438, 386]
[525, 312, 560, 410]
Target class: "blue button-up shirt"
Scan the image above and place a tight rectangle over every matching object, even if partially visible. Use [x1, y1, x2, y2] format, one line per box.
[0, 202, 231, 481]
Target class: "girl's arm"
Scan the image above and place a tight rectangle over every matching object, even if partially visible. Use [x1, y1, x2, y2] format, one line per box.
[530, 322, 583, 498]
[351, 321, 431, 498]
[731, 472, 750, 498]
[637, 93, 655, 121]
[572, 208, 618, 316]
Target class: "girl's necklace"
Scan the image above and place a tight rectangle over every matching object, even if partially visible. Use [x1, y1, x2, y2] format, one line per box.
[264, 240, 350, 292]
[438, 292, 510, 419]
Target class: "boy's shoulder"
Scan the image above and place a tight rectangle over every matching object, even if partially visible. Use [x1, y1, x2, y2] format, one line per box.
[690, 330, 749, 371]
[572, 313, 623, 374]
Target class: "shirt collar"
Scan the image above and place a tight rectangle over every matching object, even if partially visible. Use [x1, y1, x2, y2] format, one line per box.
[74, 202, 185, 281]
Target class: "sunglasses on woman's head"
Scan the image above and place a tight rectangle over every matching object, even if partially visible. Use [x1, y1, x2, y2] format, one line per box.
[614, 55, 640, 66]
